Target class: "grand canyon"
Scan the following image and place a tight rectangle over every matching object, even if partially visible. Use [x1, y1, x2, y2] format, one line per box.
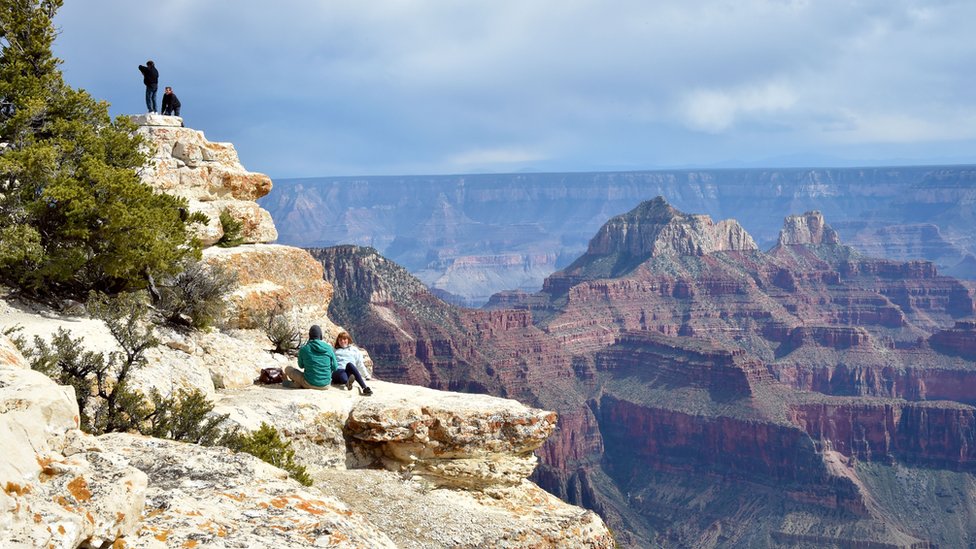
[303, 193, 976, 547]
[261, 166, 976, 306]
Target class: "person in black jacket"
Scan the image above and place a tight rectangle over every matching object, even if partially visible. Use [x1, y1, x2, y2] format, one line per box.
[161, 87, 181, 117]
[138, 60, 158, 113]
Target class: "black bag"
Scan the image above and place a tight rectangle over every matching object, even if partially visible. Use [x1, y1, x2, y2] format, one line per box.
[258, 367, 284, 384]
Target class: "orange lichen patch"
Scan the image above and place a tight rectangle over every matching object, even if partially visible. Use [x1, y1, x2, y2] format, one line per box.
[112, 539, 127, 548]
[270, 496, 290, 509]
[4, 481, 30, 496]
[116, 512, 126, 523]
[55, 495, 78, 512]
[67, 476, 92, 501]
[155, 530, 170, 542]
[183, 540, 199, 548]
[58, 525, 65, 534]
[36, 456, 59, 482]
[294, 499, 328, 516]
[86, 511, 95, 524]
[220, 492, 247, 502]
[33, 513, 43, 523]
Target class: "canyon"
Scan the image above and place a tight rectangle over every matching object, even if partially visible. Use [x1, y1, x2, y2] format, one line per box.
[0, 116, 612, 548]
[261, 166, 976, 305]
[314, 197, 976, 547]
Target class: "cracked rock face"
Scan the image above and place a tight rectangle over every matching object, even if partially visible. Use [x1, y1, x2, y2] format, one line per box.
[96, 433, 396, 549]
[132, 115, 277, 246]
[344, 386, 557, 489]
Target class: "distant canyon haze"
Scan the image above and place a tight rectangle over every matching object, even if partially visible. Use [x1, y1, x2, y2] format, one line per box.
[259, 166, 976, 305]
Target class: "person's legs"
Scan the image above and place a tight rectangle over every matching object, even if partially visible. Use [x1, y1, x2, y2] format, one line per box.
[331, 368, 349, 388]
[173, 106, 180, 116]
[144, 86, 153, 112]
[344, 363, 369, 391]
[149, 85, 158, 113]
[285, 366, 328, 390]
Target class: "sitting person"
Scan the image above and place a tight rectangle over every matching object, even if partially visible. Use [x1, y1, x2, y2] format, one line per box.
[334, 331, 373, 395]
[285, 325, 336, 390]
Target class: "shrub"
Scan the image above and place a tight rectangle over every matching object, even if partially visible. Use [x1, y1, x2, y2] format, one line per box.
[216, 209, 245, 248]
[263, 300, 302, 355]
[158, 260, 238, 329]
[221, 422, 313, 486]
[144, 388, 228, 445]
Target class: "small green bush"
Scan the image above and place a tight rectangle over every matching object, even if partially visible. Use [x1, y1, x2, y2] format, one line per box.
[144, 388, 228, 445]
[216, 210, 245, 248]
[221, 423, 313, 486]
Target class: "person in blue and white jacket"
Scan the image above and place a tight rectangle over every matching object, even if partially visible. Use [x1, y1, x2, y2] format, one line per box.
[333, 331, 372, 395]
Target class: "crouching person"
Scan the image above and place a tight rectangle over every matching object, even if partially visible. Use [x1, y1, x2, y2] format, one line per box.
[285, 325, 336, 390]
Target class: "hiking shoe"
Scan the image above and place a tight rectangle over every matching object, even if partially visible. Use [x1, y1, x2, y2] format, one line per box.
[346, 377, 355, 391]
[361, 387, 373, 396]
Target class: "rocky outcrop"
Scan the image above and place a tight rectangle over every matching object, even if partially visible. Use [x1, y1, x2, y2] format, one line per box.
[564, 197, 757, 280]
[778, 210, 841, 246]
[97, 433, 397, 549]
[0, 336, 148, 548]
[132, 116, 341, 334]
[133, 114, 276, 246]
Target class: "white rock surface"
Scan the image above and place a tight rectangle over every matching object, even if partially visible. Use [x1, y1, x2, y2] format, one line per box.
[0, 336, 148, 549]
[97, 433, 397, 549]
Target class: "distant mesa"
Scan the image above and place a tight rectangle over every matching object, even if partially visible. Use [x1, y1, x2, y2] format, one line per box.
[777, 210, 841, 246]
[560, 196, 758, 280]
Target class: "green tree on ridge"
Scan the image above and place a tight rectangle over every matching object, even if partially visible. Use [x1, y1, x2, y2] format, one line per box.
[0, 0, 200, 298]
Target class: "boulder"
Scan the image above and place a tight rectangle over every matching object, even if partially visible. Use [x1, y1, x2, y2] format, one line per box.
[0, 336, 147, 549]
[203, 244, 336, 331]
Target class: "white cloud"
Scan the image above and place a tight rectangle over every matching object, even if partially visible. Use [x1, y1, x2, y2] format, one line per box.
[49, 0, 976, 176]
[679, 82, 798, 133]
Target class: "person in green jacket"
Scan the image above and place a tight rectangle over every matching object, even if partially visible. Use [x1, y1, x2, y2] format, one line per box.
[285, 325, 337, 389]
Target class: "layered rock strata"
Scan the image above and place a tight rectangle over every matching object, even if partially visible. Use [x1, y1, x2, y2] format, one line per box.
[321, 198, 976, 547]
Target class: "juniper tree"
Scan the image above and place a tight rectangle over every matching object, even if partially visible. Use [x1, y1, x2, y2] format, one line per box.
[0, 0, 200, 298]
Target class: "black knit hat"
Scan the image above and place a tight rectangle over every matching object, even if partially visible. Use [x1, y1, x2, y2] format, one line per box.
[308, 325, 323, 340]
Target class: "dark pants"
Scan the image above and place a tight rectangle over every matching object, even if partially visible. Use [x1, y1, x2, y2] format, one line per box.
[163, 105, 181, 116]
[332, 363, 368, 390]
[145, 85, 158, 112]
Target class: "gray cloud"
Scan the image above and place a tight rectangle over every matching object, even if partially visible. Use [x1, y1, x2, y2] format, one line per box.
[52, 0, 976, 176]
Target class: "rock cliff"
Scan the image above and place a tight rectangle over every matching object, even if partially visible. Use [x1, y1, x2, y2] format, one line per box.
[321, 198, 976, 547]
[0, 118, 613, 548]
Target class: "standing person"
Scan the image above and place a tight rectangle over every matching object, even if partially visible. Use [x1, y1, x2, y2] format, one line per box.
[334, 331, 373, 395]
[285, 325, 336, 390]
[161, 86, 181, 116]
[138, 60, 158, 113]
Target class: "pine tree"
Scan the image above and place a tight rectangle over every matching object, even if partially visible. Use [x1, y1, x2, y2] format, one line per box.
[0, 0, 200, 297]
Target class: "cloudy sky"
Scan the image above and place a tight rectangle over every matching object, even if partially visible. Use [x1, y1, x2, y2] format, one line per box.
[52, 0, 976, 178]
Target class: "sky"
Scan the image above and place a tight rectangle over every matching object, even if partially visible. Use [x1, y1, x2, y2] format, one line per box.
[51, 0, 976, 178]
